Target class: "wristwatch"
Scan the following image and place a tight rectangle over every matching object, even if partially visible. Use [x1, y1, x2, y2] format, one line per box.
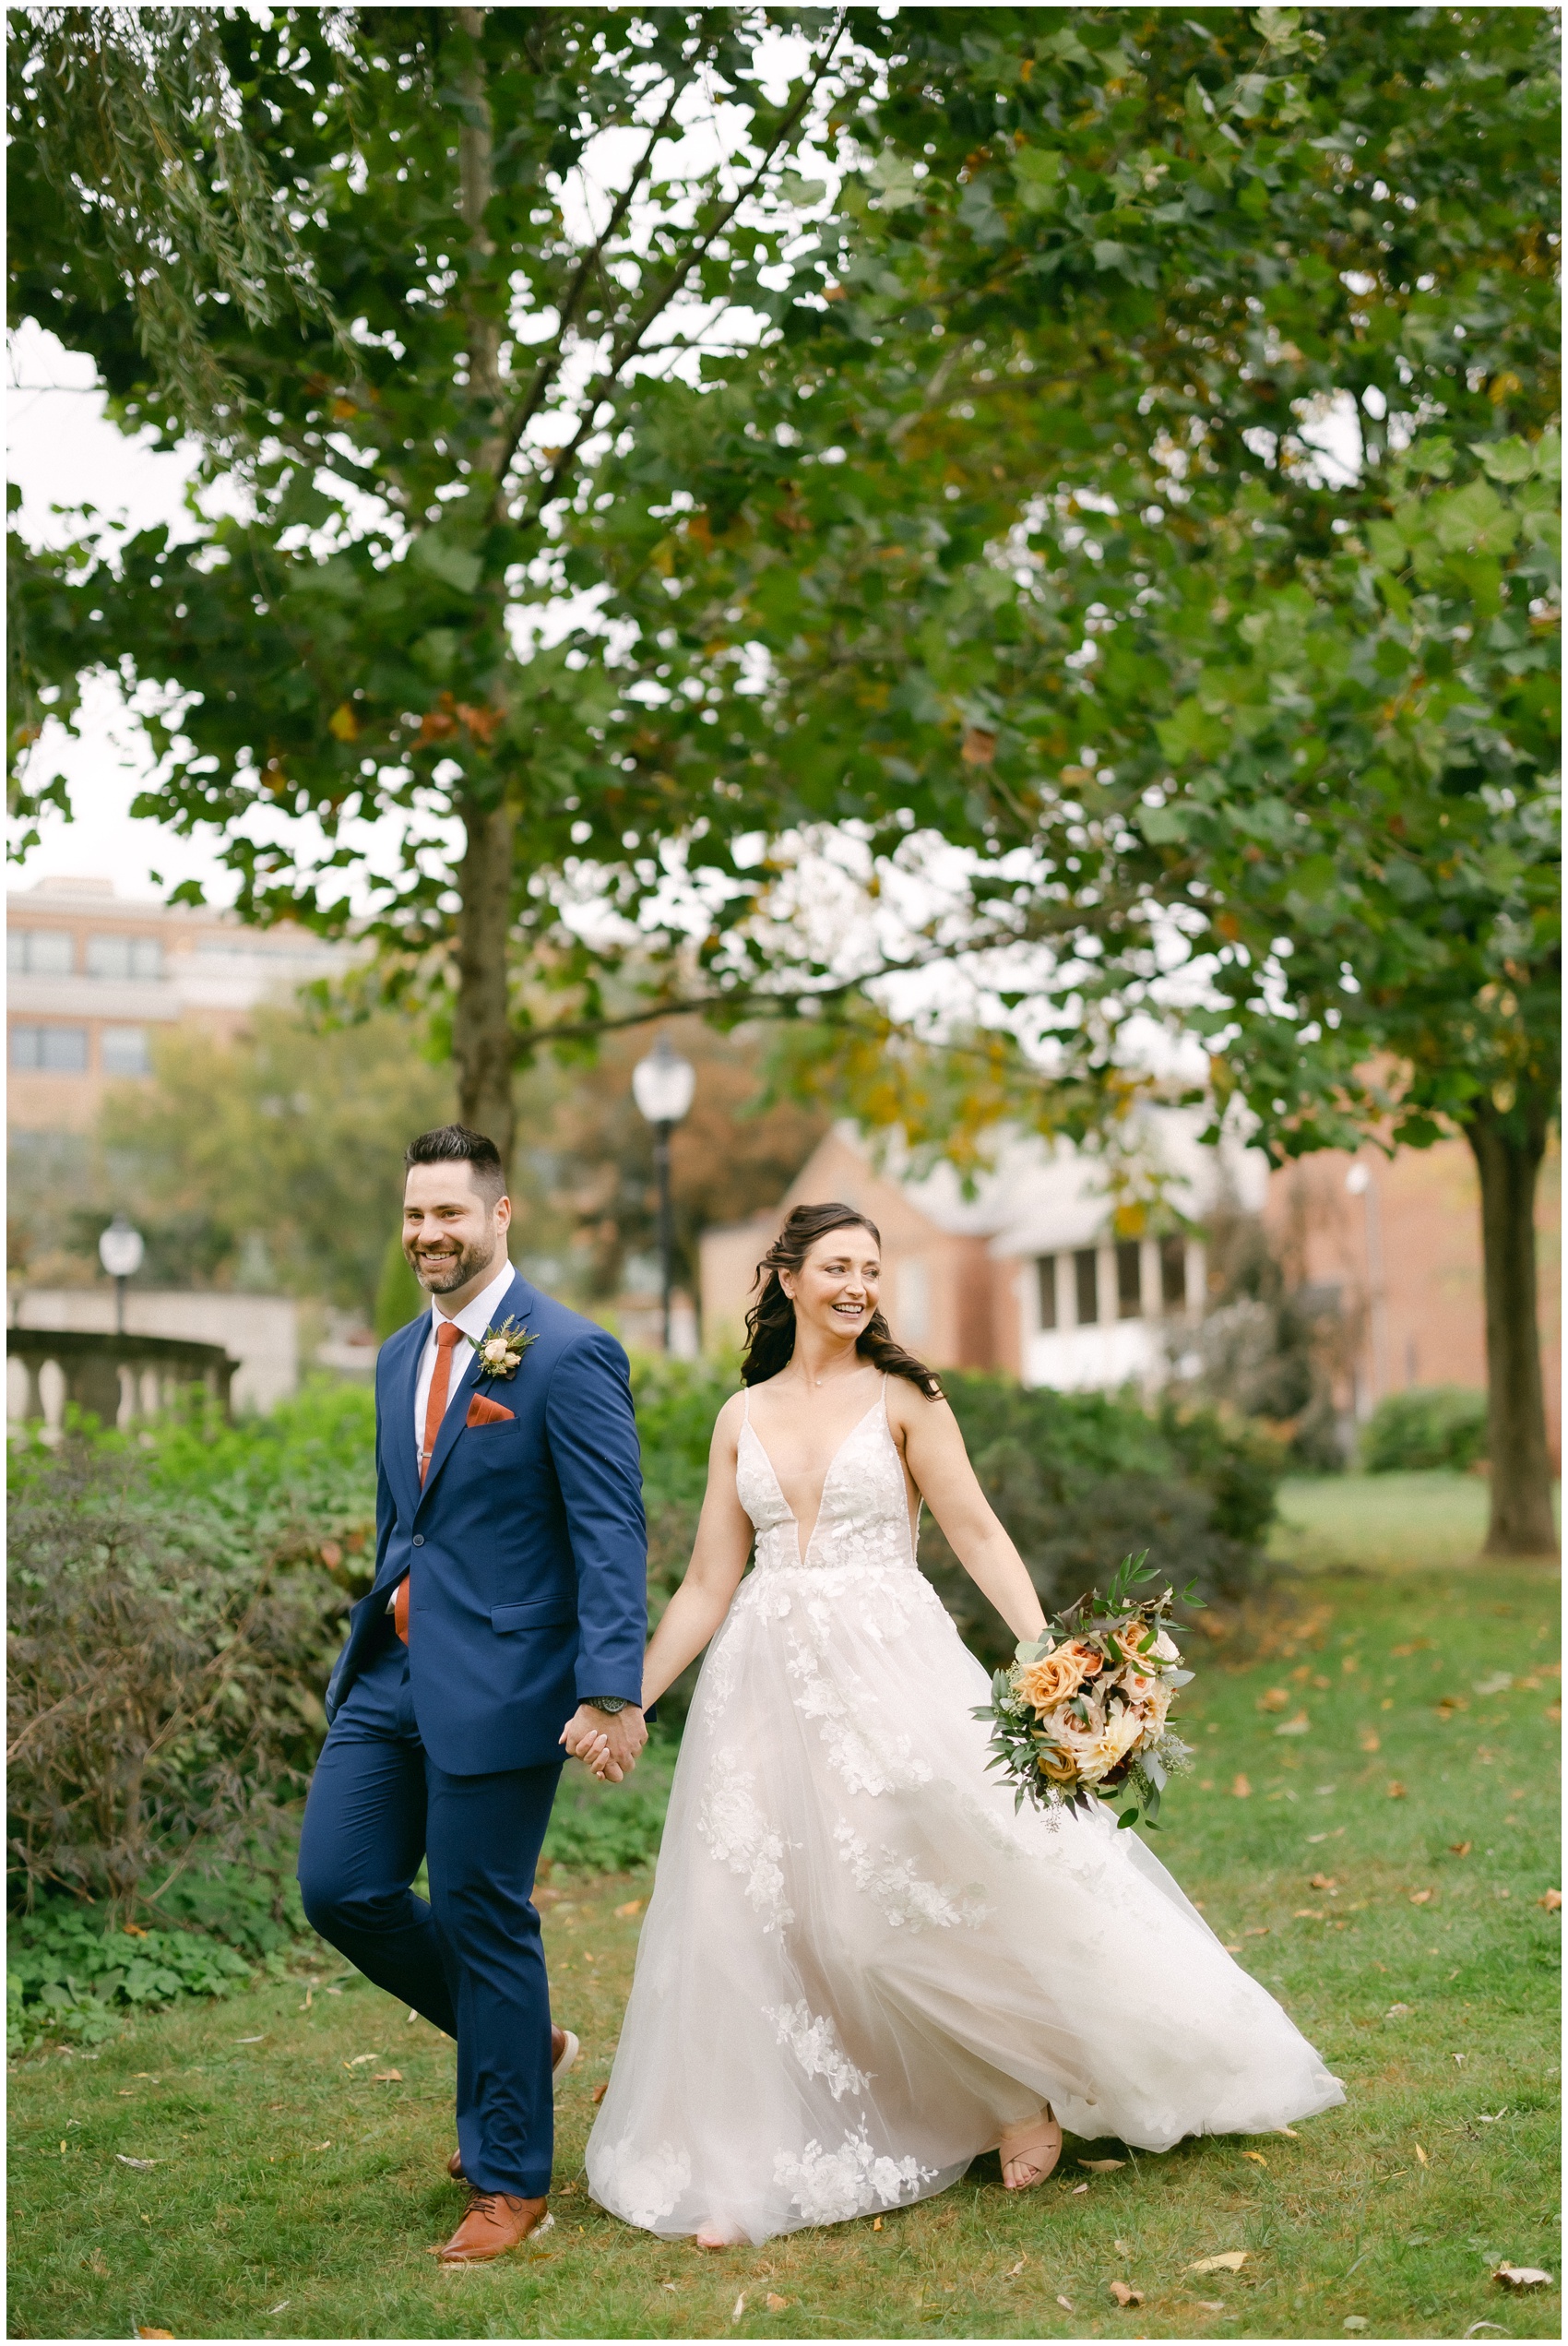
[584, 1696, 630, 1715]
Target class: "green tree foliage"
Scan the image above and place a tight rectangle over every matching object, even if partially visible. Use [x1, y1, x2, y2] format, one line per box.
[90, 1006, 452, 1314]
[7, 6, 871, 1165]
[614, 6, 1557, 1547]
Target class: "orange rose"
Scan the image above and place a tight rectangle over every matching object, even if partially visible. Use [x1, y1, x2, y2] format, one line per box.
[1015, 1649, 1091, 1709]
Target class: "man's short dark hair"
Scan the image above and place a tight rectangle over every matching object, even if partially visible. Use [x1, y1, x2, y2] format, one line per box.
[404, 1125, 506, 1207]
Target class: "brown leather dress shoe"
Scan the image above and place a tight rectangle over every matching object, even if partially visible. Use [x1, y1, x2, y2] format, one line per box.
[434, 2189, 550, 2263]
[446, 2028, 578, 2183]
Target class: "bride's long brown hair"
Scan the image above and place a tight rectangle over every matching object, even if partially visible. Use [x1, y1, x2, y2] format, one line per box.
[740, 1202, 944, 1398]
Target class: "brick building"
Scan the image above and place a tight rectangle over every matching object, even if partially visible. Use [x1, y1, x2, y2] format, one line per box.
[7, 875, 347, 1136]
[700, 1118, 1560, 1459]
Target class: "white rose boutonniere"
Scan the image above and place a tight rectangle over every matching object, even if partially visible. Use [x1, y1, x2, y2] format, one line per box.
[474, 1316, 538, 1381]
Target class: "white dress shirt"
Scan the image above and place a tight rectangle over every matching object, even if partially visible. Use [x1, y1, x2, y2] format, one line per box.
[388, 1256, 517, 1619]
[411, 1255, 518, 1456]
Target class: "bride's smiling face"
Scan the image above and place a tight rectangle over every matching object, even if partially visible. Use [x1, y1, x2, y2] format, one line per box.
[779, 1226, 881, 1346]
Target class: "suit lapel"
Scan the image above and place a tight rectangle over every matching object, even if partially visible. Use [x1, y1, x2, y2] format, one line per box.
[388, 1314, 427, 1524]
[415, 1268, 533, 1511]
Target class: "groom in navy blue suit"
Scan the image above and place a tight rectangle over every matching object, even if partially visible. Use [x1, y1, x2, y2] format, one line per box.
[299, 1124, 648, 2263]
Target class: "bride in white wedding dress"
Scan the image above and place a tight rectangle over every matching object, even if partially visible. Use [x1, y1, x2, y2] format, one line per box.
[581, 1204, 1344, 2246]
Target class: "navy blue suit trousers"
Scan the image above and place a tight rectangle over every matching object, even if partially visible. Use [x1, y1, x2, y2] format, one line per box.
[298, 1624, 563, 2197]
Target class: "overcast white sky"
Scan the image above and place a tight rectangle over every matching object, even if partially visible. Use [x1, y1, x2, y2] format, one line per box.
[7, 322, 235, 902]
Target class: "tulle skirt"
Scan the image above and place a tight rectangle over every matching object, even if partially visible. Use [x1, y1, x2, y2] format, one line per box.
[585, 1558, 1344, 2243]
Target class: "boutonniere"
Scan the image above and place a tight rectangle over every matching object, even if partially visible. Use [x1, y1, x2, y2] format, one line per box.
[473, 1316, 538, 1382]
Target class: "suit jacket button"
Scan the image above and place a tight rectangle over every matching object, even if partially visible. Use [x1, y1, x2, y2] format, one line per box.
[411, 1534, 425, 1547]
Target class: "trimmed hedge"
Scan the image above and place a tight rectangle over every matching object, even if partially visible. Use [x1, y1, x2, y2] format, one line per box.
[1360, 1385, 1489, 1474]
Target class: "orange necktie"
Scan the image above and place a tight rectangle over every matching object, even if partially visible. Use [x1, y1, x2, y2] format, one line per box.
[395, 1318, 464, 1643]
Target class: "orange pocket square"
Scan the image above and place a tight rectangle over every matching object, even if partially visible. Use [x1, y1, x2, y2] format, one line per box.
[467, 1393, 516, 1427]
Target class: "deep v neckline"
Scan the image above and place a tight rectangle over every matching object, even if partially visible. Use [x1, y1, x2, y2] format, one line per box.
[742, 1393, 885, 1567]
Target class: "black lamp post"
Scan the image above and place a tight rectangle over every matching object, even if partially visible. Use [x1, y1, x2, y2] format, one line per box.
[98, 1214, 145, 1336]
[631, 1035, 696, 1352]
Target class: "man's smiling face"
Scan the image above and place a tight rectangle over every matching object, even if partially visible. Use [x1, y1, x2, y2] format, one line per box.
[402, 1161, 511, 1304]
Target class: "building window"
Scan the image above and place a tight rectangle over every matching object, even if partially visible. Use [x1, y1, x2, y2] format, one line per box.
[897, 1257, 931, 1343]
[11, 1024, 89, 1073]
[101, 1025, 151, 1077]
[85, 934, 163, 982]
[1074, 1248, 1099, 1327]
[1159, 1235, 1188, 1312]
[1116, 1240, 1142, 1320]
[6, 928, 74, 975]
[1036, 1255, 1058, 1331]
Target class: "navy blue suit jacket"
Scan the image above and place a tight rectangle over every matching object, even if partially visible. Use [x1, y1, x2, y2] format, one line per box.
[324, 1268, 648, 1775]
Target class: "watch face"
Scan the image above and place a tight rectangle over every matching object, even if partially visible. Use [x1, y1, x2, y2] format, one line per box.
[589, 1697, 627, 1714]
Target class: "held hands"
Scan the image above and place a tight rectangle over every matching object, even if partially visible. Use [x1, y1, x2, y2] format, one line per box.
[560, 1702, 647, 1783]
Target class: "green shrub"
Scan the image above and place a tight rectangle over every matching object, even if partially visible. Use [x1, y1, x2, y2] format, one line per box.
[7, 1426, 347, 1920]
[1360, 1385, 1490, 1473]
[542, 1735, 677, 1878]
[921, 1374, 1283, 1673]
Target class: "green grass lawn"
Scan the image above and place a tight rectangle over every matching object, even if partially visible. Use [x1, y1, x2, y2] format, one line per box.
[1270, 1471, 1560, 1574]
[9, 1551, 1561, 2340]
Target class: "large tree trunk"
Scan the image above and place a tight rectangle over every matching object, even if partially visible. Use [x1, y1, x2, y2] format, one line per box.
[448, 10, 518, 1173]
[1465, 1098, 1558, 1556]
[452, 799, 517, 1168]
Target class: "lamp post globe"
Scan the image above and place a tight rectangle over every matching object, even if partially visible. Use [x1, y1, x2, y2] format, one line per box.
[632, 1037, 695, 1353]
[99, 1214, 145, 1335]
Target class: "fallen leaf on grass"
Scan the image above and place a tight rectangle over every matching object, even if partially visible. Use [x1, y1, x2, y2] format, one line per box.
[1229, 1774, 1252, 1798]
[266, 2304, 290, 2316]
[1114, 2239, 1132, 2257]
[1343, 2319, 1368, 2333]
[1386, 1780, 1408, 1799]
[234, 2035, 267, 2044]
[1473, 1672, 1514, 1697]
[1475, 2111, 1508, 2125]
[1386, 2003, 1412, 2018]
[1415, 2144, 1429, 2164]
[731, 2292, 747, 2320]
[1071, 2182, 1090, 2195]
[1309, 1873, 1338, 1890]
[1243, 1925, 1270, 1938]
[1259, 1686, 1289, 1711]
[1409, 1888, 1435, 1905]
[1222, 1942, 1244, 1954]
[1275, 1712, 1311, 1737]
[1494, 2263, 1553, 2288]
[1109, 2280, 1144, 2306]
[872, 2217, 883, 2231]
[115, 2156, 158, 2170]
[1450, 1842, 1473, 1857]
[342, 2054, 379, 2068]
[1277, 2126, 1301, 2138]
[1194, 2300, 1226, 2313]
[371, 2070, 402, 2083]
[1294, 1909, 1326, 1920]
[592, 2082, 608, 2105]
[1358, 1731, 1380, 1755]
[137, 2330, 173, 2340]
[1079, 2158, 1126, 2172]
[1188, 2252, 1247, 2274]
[1056, 2295, 1075, 2313]
[1004, 2259, 1028, 2279]
[765, 2292, 791, 2312]
[1241, 2151, 1268, 2167]
[1538, 1888, 1562, 1911]
[614, 1899, 644, 1918]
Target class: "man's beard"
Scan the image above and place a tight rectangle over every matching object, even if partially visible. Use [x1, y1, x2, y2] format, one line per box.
[407, 1232, 494, 1296]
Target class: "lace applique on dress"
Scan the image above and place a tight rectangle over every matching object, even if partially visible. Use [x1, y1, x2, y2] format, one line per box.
[591, 2138, 693, 2230]
[832, 1818, 991, 1932]
[697, 1766, 793, 1931]
[772, 2130, 934, 2226]
[766, 2001, 872, 2102]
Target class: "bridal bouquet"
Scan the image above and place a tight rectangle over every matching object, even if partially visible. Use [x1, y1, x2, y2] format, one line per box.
[976, 1553, 1198, 1828]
